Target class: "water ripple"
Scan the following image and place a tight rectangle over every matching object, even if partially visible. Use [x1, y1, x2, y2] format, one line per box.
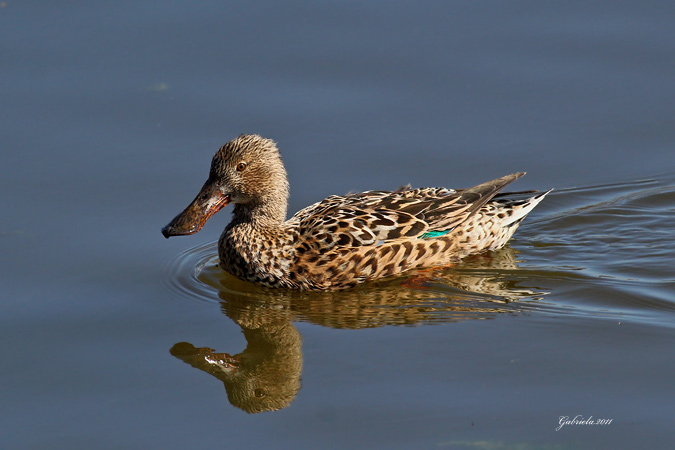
[522, 174, 675, 326]
[161, 241, 221, 304]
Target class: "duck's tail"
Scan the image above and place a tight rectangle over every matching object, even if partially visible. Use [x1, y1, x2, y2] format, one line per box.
[494, 188, 553, 227]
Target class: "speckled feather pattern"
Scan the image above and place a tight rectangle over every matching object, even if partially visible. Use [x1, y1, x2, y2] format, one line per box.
[168, 134, 550, 291]
[219, 183, 548, 290]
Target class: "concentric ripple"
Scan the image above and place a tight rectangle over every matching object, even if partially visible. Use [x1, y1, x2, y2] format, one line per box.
[162, 241, 222, 304]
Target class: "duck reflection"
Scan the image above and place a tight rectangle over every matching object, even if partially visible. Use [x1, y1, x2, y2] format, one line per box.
[170, 246, 545, 413]
[170, 300, 301, 414]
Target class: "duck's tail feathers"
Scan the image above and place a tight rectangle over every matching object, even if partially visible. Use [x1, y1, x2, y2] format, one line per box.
[499, 188, 553, 226]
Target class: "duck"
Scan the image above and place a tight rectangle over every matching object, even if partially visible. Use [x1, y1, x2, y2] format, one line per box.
[162, 134, 550, 291]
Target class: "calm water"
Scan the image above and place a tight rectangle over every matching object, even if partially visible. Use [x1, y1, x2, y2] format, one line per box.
[2, 1, 674, 449]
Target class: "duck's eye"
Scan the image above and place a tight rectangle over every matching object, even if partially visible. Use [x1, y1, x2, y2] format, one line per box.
[254, 388, 266, 398]
[236, 162, 247, 172]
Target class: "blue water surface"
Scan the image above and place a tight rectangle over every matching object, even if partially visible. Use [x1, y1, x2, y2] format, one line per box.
[1, 1, 674, 449]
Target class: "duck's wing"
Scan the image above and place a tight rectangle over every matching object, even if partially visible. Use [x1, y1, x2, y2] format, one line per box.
[290, 173, 525, 251]
[416, 172, 527, 232]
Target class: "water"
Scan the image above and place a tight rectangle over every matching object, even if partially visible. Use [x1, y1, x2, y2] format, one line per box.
[2, 1, 674, 449]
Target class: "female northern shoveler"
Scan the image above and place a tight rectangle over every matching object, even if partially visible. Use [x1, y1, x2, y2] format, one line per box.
[162, 134, 550, 290]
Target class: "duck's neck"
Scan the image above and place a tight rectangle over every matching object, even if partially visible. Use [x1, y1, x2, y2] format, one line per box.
[232, 199, 287, 230]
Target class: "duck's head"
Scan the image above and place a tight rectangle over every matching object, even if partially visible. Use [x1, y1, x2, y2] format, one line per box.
[162, 134, 289, 238]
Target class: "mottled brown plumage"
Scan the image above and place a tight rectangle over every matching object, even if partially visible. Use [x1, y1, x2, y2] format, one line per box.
[162, 134, 550, 290]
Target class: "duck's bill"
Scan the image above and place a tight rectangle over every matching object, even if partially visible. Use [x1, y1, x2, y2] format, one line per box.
[161, 182, 230, 238]
[170, 342, 240, 373]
